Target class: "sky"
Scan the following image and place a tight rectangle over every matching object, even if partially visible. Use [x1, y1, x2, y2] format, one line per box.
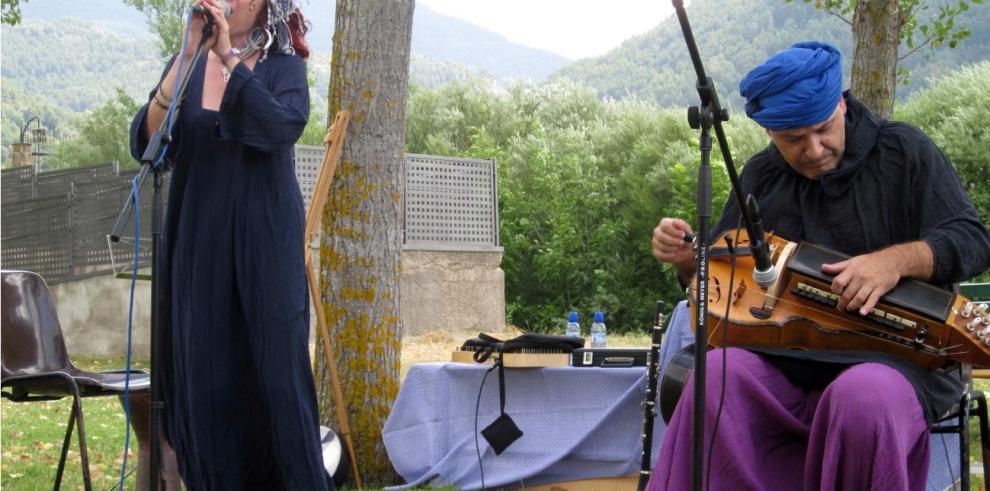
[418, 0, 682, 60]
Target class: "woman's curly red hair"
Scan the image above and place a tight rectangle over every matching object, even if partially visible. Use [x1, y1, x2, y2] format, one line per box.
[256, 3, 310, 59]
[287, 10, 309, 59]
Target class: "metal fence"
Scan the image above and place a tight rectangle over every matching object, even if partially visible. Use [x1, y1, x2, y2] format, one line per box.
[403, 153, 500, 251]
[294, 145, 324, 212]
[1, 163, 159, 284]
[2, 150, 500, 284]
[2, 162, 124, 202]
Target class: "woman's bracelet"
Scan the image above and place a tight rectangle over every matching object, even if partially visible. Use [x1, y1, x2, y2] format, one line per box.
[157, 85, 173, 103]
[220, 48, 239, 65]
[151, 94, 169, 111]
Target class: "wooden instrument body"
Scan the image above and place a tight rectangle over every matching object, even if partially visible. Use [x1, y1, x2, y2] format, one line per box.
[691, 229, 990, 370]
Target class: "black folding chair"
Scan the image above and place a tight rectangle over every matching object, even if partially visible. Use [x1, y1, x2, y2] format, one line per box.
[1, 270, 150, 490]
[931, 365, 990, 490]
[931, 283, 990, 490]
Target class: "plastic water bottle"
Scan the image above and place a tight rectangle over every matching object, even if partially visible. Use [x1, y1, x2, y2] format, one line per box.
[565, 311, 581, 338]
[590, 311, 607, 348]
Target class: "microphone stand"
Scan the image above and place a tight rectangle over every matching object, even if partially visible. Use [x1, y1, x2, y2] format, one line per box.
[109, 19, 213, 490]
[670, 2, 770, 489]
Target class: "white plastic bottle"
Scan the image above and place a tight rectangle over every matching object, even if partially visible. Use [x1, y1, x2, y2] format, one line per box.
[590, 311, 607, 348]
[565, 311, 581, 338]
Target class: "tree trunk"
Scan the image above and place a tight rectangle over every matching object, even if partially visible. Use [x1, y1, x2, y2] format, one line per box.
[850, 0, 901, 119]
[315, 0, 414, 485]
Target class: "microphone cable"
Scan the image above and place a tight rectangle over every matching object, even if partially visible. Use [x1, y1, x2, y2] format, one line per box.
[705, 222, 742, 491]
[474, 362, 499, 491]
[115, 173, 142, 491]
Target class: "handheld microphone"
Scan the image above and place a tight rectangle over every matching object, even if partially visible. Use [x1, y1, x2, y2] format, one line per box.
[746, 195, 778, 288]
[191, 0, 232, 18]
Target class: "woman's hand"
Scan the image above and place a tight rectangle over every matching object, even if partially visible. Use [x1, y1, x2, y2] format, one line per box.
[183, 0, 229, 59]
[200, 0, 232, 58]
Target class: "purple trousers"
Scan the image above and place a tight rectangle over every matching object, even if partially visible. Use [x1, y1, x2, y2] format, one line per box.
[647, 348, 931, 491]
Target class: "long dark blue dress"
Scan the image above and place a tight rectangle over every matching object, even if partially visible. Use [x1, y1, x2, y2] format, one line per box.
[130, 53, 331, 490]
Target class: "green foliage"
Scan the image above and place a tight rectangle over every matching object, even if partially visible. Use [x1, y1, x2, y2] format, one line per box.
[406, 77, 761, 331]
[409, 53, 495, 89]
[298, 66, 327, 146]
[900, 0, 984, 51]
[121, 0, 186, 60]
[897, 61, 990, 281]
[407, 62, 990, 331]
[788, 0, 984, 58]
[49, 88, 142, 169]
[2, 0, 24, 25]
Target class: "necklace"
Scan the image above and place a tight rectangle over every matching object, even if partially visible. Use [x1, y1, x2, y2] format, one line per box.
[221, 47, 259, 83]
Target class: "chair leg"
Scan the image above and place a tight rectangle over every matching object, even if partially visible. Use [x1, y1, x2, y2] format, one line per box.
[973, 392, 990, 489]
[53, 374, 94, 491]
[54, 404, 77, 491]
[961, 391, 972, 491]
[70, 390, 94, 491]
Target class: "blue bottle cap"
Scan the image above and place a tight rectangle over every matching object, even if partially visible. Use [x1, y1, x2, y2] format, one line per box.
[568, 311, 579, 322]
[594, 311, 604, 322]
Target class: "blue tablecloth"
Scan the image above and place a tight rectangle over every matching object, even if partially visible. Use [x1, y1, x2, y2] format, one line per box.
[383, 301, 961, 489]
[383, 361, 662, 489]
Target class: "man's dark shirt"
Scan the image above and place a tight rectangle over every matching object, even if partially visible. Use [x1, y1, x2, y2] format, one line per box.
[709, 93, 990, 422]
[715, 93, 989, 285]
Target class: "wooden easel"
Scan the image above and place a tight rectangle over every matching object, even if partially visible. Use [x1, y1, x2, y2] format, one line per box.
[303, 110, 362, 489]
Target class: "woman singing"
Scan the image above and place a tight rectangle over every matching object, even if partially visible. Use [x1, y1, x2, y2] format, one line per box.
[129, 0, 331, 488]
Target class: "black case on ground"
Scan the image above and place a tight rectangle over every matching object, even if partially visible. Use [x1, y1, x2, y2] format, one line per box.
[570, 348, 650, 367]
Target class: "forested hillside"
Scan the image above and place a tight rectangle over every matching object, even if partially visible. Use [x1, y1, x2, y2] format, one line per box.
[0, 19, 463, 162]
[17, 0, 571, 81]
[554, 0, 990, 110]
[1, 20, 161, 154]
[1, 1, 565, 163]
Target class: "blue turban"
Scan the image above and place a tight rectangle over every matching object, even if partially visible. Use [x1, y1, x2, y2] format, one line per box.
[738, 42, 843, 130]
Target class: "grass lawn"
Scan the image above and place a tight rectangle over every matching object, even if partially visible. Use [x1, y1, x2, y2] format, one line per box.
[4, 340, 990, 489]
[1, 356, 147, 491]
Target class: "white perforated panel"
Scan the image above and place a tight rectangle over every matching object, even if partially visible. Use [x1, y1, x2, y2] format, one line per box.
[294, 145, 323, 211]
[292, 150, 500, 252]
[404, 153, 499, 250]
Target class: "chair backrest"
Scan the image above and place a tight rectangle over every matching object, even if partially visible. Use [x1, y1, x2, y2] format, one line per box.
[1, 270, 74, 381]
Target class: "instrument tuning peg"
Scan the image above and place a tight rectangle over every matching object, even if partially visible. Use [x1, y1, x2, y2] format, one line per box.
[963, 302, 975, 318]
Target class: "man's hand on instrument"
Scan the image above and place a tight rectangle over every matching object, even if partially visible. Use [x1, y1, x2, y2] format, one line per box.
[652, 218, 694, 265]
[821, 241, 934, 316]
[652, 218, 697, 285]
[821, 250, 901, 316]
